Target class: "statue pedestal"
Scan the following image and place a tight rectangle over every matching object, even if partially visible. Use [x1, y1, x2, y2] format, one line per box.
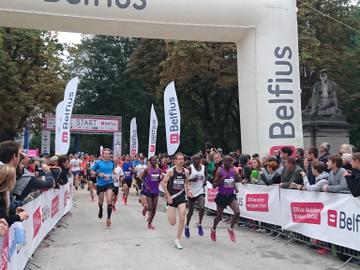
[302, 115, 350, 153]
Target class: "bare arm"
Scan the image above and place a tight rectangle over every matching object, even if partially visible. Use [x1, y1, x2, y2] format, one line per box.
[161, 169, 174, 204]
[212, 168, 224, 188]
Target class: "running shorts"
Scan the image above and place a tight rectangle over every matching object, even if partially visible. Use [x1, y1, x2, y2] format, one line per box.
[168, 191, 187, 208]
[215, 193, 237, 209]
[96, 183, 114, 195]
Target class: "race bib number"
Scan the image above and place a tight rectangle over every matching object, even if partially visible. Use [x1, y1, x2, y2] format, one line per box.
[151, 174, 160, 182]
[112, 174, 119, 183]
[172, 177, 184, 190]
[224, 178, 234, 188]
[104, 174, 112, 180]
[125, 171, 131, 177]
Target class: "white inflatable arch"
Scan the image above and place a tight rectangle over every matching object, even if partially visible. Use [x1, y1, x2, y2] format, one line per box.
[0, 0, 303, 155]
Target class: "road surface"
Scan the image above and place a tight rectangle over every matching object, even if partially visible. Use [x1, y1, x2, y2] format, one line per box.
[33, 188, 357, 270]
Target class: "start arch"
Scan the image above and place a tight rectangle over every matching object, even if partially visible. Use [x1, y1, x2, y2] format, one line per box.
[0, 0, 304, 155]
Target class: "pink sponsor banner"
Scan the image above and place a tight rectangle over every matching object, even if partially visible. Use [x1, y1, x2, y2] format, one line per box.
[246, 193, 270, 212]
[281, 189, 360, 251]
[0, 232, 9, 270]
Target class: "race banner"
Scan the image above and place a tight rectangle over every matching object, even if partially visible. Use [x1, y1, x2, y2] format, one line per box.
[113, 132, 122, 158]
[56, 77, 79, 155]
[281, 189, 360, 251]
[130, 118, 138, 156]
[205, 182, 282, 223]
[163, 81, 181, 156]
[41, 129, 51, 155]
[237, 184, 281, 225]
[54, 101, 64, 155]
[45, 115, 121, 134]
[148, 104, 158, 159]
[0, 179, 73, 270]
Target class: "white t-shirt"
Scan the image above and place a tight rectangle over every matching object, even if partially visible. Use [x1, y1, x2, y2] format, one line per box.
[189, 164, 205, 197]
[112, 166, 124, 187]
[70, 158, 81, 172]
[135, 164, 147, 178]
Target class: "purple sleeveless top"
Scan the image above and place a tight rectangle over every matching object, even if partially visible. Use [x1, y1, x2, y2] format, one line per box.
[144, 167, 161, 195]
[218, 167, 236, 195]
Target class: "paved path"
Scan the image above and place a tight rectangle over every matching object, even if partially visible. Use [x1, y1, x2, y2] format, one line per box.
[33, 189, 357, 270]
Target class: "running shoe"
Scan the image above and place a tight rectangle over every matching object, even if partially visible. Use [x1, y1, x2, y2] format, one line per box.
[227, 227, 236, 242]
[211, 228, 216, 242]
[184, 226, 190, 238]
[174, 239, 183, 250]
[148, 223, 155, 230]
[106, 219, 111, 227]
[98, 208, 103, 219]
[197, 224, 204, 236]
[142, 207, 147, 217]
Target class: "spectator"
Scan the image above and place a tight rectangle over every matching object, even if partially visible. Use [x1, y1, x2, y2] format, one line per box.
[322, 155, 349, 193]
[296, 148, 305, 170]
[341, 153, 353, 170]
[280, 157, 304, 189]
[250, 158, 263, 184]
[280, 146, 294, 179]
[305, 147, 318, 185]
[0, 140, 21, 167]
[318, 142, 331, 164]
[345, 152, 360, 197]
[299, 161, 328, 191]
[13, 159, 55, 202]
[339, 144, 353, 156]
[0, 165, 29, 227]
[260, 160, 281, 185]
[57, 155, 70, 185]
[239, 154, 251, 183]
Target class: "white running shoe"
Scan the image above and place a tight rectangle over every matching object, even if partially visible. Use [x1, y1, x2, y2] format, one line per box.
[175, 239, 183, 250]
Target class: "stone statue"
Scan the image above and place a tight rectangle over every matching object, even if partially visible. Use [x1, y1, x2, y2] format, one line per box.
[306, 69, 341, 117]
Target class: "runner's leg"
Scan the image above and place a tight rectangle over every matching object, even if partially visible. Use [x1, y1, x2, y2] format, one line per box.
[177, 203, 186, 240]
[228, 199, 240, 229]
[198, 195, 205, 225]
[186, 199, 195, 227]
[213, 206, 224, 230]
[98, 191, 104, 219]
[146, 195, 158, 227]
[167, 206, 176, 226]
[106, 188, 113, 226]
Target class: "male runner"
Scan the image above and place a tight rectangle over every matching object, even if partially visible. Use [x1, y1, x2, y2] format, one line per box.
[87, 155, 97, 201]
[91, 149, 115, 227]
[211, 155, 241, 242]
[185, 154, 207, 238]
[122, 154, 133, 205]
[112, 158, 124, 211]
[70, 154, 82, 190]
[161, 153, 190, 249]
[142, 156, 162, 229]
[135, 157, 147, 197]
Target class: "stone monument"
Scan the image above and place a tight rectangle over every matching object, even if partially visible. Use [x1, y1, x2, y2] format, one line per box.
[302, 69, 350, 152]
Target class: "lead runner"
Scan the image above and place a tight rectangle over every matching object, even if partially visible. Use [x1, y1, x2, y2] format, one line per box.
[211, 155, 241, 242]
[161, 153, 190, 250]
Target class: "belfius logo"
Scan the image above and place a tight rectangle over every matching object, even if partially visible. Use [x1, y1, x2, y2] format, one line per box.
[328, 209, 360, 232]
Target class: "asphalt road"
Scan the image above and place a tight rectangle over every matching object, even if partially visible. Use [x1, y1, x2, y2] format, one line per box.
[33, 188, 357, 270]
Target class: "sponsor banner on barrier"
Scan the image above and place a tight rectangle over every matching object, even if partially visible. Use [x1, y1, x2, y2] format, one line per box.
[1, 179, 73, 270]
[281, 189, 360, 251]
[205, 182, 281, 224]
[238, 184, 281, 225]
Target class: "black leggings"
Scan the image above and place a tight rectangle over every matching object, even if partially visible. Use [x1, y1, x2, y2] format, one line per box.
[186, 194, 205, 227]
[146, 195, 158, 225]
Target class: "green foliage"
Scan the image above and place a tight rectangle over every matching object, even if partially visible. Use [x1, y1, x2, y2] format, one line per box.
[0, 28, 66, 141]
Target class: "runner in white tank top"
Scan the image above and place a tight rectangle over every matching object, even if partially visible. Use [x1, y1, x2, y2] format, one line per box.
[185, 154, 207, 238]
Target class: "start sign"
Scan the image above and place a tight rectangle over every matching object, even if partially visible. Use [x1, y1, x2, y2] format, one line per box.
[45, 114, 121, 134]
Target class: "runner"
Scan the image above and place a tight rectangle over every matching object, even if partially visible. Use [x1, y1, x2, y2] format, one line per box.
[112, 158, 124, 211]
[161, 153, 190, 250]
[122, 154, 133, 206]
[87, 155, 97, 201]
[70, 154, 82, 190]
[135, 157, 147, 199]
[91, 148, 115, 227]
[185, 154, 206, 238]
[211, 155, 241, 242]
[142, 156, 162, 229]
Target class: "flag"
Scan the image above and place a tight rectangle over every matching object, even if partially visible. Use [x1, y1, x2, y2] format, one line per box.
[130, 117, 138, 156]
[164, 81, 181, 155]
[147, 104, 158, 159]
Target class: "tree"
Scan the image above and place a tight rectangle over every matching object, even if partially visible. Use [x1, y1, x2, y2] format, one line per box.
[0, 28, 66, 141]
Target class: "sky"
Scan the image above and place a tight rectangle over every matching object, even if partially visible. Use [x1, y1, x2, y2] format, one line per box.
[57, 32, 82, 44]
